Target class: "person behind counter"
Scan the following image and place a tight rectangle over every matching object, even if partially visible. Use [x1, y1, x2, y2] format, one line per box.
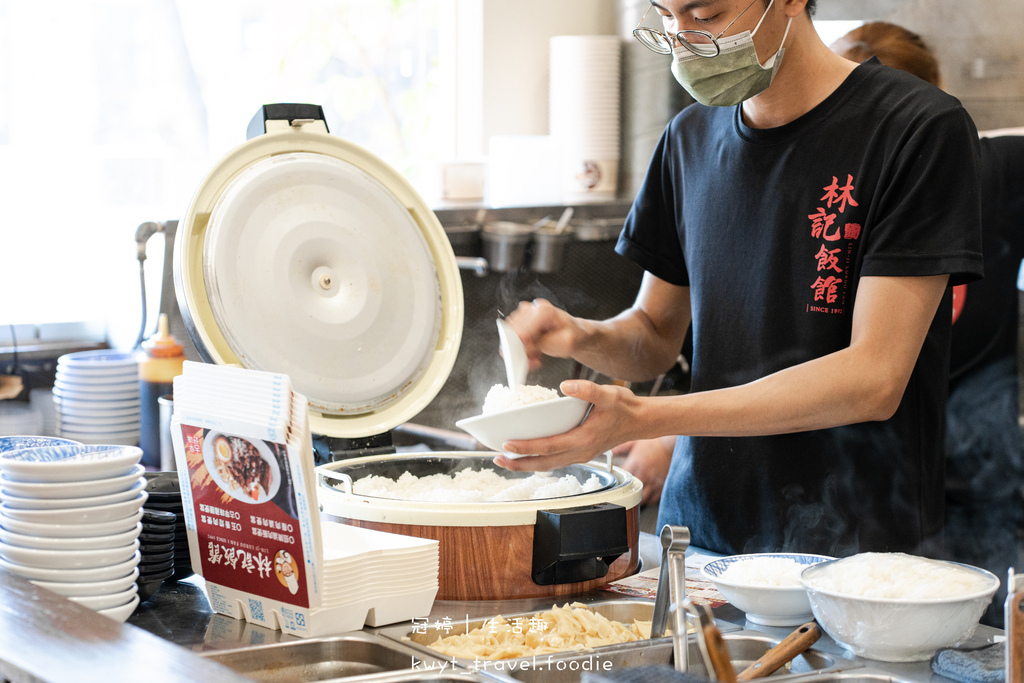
[832, 20, 1024, 627]
[496, 0, 984, 560]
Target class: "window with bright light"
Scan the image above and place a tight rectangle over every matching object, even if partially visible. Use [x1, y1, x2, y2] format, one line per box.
[0, 0, 459, 346]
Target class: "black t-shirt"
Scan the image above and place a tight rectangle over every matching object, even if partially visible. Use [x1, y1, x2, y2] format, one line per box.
[949, 136, 1024, 387]
[615, 59, 984, 557]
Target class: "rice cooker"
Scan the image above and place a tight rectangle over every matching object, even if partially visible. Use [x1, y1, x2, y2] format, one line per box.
[174, 103, 642, 601]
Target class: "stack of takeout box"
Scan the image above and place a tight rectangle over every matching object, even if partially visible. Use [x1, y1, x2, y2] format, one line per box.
[170, 361, 438, 637]
[0, 440, 147, 622]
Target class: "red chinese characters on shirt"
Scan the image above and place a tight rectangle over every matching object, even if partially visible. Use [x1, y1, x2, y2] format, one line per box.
[807, 174, 860, 313]
[815, 245, 843, 273]
[811, 275, 842, 303]
[808, 208, 837, 240]
[821, 174, 859, 213]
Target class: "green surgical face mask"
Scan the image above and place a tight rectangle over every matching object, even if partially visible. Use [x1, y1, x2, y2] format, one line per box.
[670, 1, 792, 107]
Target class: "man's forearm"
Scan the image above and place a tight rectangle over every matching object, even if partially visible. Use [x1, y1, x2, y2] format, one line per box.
[570, 308, 686, 383]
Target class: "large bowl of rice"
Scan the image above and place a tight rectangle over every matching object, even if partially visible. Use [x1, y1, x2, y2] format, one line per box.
[701, 553, 833, 626]
[800, 552, 999, 662]
[455, 384, 591, 458]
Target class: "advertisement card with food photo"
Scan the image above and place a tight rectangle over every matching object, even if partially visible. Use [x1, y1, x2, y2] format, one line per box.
[173, 419, 315, 609]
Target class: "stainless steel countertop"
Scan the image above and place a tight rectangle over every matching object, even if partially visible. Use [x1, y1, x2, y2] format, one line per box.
[123, 534, 1005, 683]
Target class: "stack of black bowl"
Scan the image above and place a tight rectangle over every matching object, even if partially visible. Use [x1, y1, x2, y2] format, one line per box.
[143, 473, 193, 582]
[142, 473, 193, 589]
[138, 508, 175, 602]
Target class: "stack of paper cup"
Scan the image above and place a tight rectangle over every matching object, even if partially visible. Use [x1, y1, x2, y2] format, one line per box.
[549, 35, 621, 201]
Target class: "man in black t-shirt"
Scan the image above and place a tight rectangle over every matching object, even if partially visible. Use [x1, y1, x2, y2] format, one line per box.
[494, 0, 983, 558]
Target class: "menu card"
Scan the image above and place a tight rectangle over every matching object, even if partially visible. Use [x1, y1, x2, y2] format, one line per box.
[170, 361, 437, 637]
[601, 553, 727, 607]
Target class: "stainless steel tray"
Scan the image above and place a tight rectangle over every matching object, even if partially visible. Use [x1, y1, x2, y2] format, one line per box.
[375, 599, 753, 682]
[198, 631, 455, 682]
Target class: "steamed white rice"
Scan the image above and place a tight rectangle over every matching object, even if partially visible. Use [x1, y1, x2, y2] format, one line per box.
[719, 557, 806, 587]
[802, 552, 992, 600]
[352, 467, 603, 502]
[482, 384, 558, 414]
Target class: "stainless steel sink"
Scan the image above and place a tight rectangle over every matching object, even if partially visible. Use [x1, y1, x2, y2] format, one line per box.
[454, 632, 847, 683]
[688, 631, 841, 680]
[774, 669, 917, 683]
[199, 631, 455, 682]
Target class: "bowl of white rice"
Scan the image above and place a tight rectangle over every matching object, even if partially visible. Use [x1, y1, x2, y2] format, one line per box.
[455, 384, 591, 458]
[701, 553, 834, 626]
[800, 552, 999, 662]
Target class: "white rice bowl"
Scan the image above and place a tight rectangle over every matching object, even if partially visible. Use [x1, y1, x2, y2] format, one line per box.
[482, 384, 559, 414]
[701, 553, 834, 626]
[456, 387, 591, 458]
[800, 552, 999, 662]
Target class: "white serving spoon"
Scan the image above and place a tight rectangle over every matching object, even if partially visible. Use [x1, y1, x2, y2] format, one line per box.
[496, 318, 529, 392]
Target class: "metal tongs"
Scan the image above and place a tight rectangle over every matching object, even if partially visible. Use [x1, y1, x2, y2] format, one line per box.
[1008, 567, 1023, 683]
[651, 526, 737, 682]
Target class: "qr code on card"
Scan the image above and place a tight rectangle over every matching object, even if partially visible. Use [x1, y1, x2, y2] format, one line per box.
[248, 598, 265, 622]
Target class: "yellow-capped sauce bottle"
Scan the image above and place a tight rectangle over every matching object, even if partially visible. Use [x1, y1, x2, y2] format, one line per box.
[139, 314, 184, 469]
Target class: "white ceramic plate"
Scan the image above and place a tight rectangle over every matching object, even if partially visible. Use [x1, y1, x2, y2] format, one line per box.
[54, 377, 137, 391]
[57, 413, 141, 428]
[0, 508, 144, 538]
[0, 490, 147, 524]
[31, 566, 139, 597]
[455, 396, 591, 458]
[202, 432, 281, 504]
[0, 464, 145, 499]
[53, 395, 140, 410]
[53, 401, 140, 419]
[68, 584, 138, 610]
[0, 478, 145, 510]
[0, 436, 79, 453]
[56, 432, 139, 447]
[55, 416, 140, 431]
[97, 593, 140, 622]
[54, 368, 139, 384]
[56, 421, 140, 434]
[52, 384, 139, 402]
[57, 350, 139, 369]
[0, 539, 140, 569]
[0, 445, 142, 483]
[0, 550, 140, 582]
[0, 523, 141, 550]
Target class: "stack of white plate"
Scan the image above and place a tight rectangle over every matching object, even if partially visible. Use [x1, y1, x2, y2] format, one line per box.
[549, 35, 621, 201]
[0, 444, 147, 622]
[53, 350, 140, 446]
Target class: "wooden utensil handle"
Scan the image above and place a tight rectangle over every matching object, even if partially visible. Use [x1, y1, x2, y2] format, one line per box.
[736, 622, 822, 681]
[703, 623, 738, 683]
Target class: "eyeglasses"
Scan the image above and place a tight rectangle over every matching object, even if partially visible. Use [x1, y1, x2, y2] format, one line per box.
[632, 0, 761, 58]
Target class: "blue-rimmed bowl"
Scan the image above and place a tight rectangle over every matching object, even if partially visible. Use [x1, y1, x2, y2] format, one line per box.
[0, 436, 79, 453]
[702, 552, 834, 626]
[0, 445, 142, 483]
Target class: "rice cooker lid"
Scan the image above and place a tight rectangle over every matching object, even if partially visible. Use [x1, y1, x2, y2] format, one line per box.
[174, 104, 463, 439]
